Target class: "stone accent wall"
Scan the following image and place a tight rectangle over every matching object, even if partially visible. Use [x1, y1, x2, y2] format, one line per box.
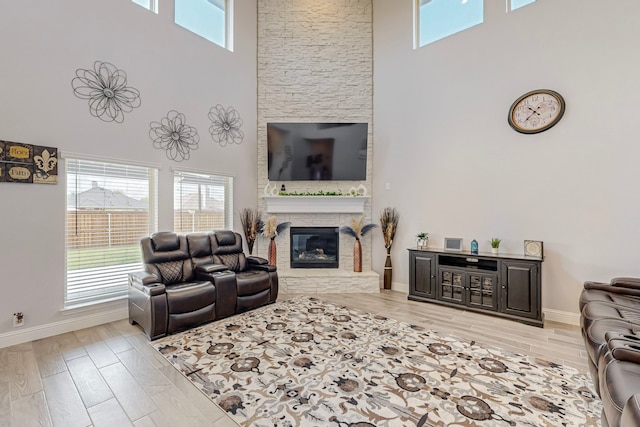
[256, 0, 376, 292]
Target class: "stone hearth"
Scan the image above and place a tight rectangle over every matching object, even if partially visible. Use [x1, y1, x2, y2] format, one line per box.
[255, 196, 379, 294]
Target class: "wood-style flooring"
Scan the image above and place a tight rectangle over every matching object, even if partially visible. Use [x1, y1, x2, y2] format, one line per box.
[0, 290, 591, 427]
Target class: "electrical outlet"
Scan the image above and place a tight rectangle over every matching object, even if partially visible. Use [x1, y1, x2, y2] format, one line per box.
[13, 312, 24, 327]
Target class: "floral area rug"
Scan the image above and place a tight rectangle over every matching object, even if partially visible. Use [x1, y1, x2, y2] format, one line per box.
[153, 296, 601, 426]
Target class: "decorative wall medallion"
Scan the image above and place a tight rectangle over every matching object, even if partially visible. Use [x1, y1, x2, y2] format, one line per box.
[71, 61, 141, 123]
[149, 110, 200, 162]
[208, 104, 244, 146]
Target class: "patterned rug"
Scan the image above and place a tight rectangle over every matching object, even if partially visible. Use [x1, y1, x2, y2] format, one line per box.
[153, 296, 601, 426]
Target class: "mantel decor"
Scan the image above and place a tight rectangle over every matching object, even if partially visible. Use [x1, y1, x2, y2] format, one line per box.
[262, 216, 291, 265]
[339, 216, 377, 272]
[263, 195, 369, 214]
[238, 208, 262, 255]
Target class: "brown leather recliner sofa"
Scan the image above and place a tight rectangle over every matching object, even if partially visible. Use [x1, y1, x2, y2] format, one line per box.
[128, 230, 278, 340]
[580, 277, 640, 427]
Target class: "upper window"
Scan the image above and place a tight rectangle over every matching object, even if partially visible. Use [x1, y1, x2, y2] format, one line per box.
[174, 170, 233, 233]
[417, 0, 484, 47]
[65, 158, 158, 307]
[510, 0, 535, 11]
[175, 0, 228, 49]
[132, 0, 157, 13]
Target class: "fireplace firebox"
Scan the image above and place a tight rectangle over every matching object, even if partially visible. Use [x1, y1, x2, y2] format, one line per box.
[290, 227, 339, 268]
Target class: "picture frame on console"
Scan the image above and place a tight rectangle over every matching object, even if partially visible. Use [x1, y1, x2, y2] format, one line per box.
[444, 237, 463, 251]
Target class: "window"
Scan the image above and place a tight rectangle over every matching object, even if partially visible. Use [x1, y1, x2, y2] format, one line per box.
[174, 170, 233, 233]
[65, 158, 157, 307]
[175, 0, 229, 49]
[417, 0, 484, 47]
[509, 0, 535, 11]
[132, 0, 157, 13]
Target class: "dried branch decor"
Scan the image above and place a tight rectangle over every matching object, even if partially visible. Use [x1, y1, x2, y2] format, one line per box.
[380, 207, 400, 249]
[339, 216, 377, 241]
[238, 208, 262, 255]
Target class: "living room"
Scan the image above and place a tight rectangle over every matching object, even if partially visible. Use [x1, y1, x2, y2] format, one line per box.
[1, 0, 639, 425]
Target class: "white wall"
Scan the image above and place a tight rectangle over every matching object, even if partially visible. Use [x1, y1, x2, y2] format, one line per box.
[372, 0, 640, 321]
[0, 0, 257, 341]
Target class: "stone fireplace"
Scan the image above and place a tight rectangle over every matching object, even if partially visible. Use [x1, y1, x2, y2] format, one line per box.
[254, 196, 379, 294]
[290, 226, 339, 269]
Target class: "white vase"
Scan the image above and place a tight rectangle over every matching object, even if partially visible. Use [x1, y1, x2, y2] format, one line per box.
[491, 247, 499, 255]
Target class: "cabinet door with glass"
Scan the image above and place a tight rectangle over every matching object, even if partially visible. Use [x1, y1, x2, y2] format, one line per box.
[467, 272, 498, 311]
[438, 268, 466, 304]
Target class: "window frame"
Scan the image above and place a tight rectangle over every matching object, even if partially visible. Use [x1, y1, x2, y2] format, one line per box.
[131, 0, 158, 14]
[173, 168, 234, 234]
[174, 0, 233, 51]
[415, 0, 485, 48]
[64, 154, 158, 308]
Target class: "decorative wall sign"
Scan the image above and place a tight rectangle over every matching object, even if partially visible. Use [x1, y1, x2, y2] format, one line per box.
[0, 140, 58, 184]
[72, 61, 141, 123]
[149, 110, 200, 161]
[208, 104, 244, 147]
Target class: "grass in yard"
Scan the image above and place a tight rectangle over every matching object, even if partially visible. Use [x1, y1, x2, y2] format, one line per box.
[67, 245, 141, 270]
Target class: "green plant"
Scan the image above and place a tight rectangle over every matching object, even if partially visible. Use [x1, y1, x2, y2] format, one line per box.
[416, 232, 428, 240]
[340, 216, 377, 240]
[490, 238, 502, 248]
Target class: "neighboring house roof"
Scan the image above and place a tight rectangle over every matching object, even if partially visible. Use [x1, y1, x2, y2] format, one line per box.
[68, 183, 147, 209]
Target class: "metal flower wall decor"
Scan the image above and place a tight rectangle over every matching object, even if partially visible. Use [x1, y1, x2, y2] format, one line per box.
[208, 104, 244, 147]
[71, 61, 141, 123]
[149, 110, 200, 162]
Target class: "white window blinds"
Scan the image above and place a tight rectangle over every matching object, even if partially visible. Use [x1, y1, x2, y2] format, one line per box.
[65, 158, 157, 307]
[174, 170, 233, 233]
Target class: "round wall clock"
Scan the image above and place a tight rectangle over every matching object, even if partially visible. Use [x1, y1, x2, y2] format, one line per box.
[508, 89, 565, 134]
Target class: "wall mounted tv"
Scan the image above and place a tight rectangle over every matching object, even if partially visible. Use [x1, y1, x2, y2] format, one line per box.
[267, 123, 368, 181]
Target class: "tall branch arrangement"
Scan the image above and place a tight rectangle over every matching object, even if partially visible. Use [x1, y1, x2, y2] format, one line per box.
[238, 208, 262, 254]
[262, 216, 291, 240]
[380, 207, 399, 249]
[340, 216, 377, 240]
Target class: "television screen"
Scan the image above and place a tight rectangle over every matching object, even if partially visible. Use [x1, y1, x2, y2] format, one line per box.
[267, 123, 368, 181]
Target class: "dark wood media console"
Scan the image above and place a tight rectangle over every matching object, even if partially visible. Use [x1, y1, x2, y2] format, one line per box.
[408, 248, 544, 327]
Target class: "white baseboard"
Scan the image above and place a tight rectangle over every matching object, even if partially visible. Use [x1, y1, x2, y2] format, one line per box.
[391, 281, 409, 293]
[543, 308, 580, 326]
[0, 307, 128, 349]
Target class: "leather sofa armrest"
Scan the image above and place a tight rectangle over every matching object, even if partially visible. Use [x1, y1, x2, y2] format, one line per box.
[129, 271, 165, 296]
[612, 277, 640, 289]
[247, 256, 276, 271]
[196, 264, 228, 274]
[607, 338, 640, 364]
[249, 263, 277, 272]
[247, 256, 268, 265]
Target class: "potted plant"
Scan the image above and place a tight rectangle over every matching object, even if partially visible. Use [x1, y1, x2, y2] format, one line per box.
[416, 232, 428, 249]
[490, 238, 502, 254]
[340, 216, 377, 272]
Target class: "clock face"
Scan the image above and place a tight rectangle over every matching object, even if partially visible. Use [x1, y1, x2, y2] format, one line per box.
[508, 90, 565, 134]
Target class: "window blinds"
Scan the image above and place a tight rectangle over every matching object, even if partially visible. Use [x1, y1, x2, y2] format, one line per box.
[173, 170, 233, 233]
[65, 158, 157, 307]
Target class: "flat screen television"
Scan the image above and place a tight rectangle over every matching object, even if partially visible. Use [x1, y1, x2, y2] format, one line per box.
[267, 123, 368, 181]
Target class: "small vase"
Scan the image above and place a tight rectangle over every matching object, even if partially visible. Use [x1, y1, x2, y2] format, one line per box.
[268, 239, 277, 265]
[247, 238, 255, 255]
[491, 247, 499, 255]
[384, 247, 392, 289]
[353, 239, 362, 272]
[417, 239, 428, 250]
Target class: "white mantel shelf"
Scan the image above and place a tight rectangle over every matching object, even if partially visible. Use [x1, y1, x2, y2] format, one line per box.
[263, 196, 370, 213]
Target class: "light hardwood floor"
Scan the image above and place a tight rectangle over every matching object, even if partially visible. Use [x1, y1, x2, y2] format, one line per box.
[0, 290, 591, 427]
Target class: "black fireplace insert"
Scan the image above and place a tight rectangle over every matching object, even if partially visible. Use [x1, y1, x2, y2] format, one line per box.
[290, 226, 339, 268]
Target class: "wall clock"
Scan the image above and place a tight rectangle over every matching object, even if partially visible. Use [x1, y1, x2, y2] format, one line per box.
[508, 89, 565, 134]
[524, 240, 544, 257]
